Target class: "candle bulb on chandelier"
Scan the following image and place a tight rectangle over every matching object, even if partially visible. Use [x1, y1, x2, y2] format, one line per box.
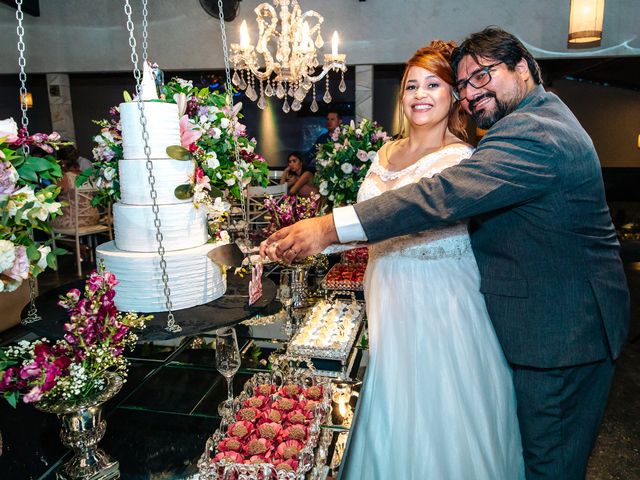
[332, 31, 339, 56]
[301, 21, 310, 49]
[240, 20, 250, 49]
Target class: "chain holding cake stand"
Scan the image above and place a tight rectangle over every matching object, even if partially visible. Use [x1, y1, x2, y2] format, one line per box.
[124, 0, 181, 333]
[15, 0, 42, 325]
[216, 0, 250, 244]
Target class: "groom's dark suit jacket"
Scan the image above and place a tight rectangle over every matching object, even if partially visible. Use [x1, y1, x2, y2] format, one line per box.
[354, 85, 629, 368]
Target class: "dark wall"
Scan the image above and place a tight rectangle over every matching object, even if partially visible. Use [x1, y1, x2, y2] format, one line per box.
[0, 74, 51, 135]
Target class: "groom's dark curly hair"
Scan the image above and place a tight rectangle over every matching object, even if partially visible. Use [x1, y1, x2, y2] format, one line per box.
[451, 26, 543, 85]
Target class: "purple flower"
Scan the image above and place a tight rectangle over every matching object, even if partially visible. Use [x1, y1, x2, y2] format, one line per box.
[19, 362, 41, 380]
[3, 245, 29, 282]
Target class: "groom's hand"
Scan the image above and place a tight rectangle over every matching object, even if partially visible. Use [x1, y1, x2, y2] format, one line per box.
[260, 215, 338, 263]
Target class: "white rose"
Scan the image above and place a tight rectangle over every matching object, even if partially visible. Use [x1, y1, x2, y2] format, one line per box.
[37, 245, 51, 270]
[224, 177, 236, 186]
[0, 239, 16, 271]
[206, 152, 220, 170]
[103, 166, 116, 181]
[319, 181, 329, 196]
[0, 118, 18, 136]
[341, 163, 353, 174]
[367, 150, 377, 161]
[219, 118, 230, 129]
[218, 230, 230, 244]
[209, 127, 222, 139]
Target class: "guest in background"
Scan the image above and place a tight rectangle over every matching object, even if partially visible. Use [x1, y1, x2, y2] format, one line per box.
[306, 109, 343, 170]
[51, 144, 100, 230]
[280, 151, 319, 198]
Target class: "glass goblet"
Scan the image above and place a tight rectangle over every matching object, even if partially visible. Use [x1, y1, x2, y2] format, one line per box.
[215, 326, 241, 418]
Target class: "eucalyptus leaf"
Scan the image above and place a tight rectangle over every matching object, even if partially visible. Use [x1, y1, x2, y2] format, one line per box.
[166, 145, 193, 161]
[123, 90, 133, 102]
[174, 184, 194, 200]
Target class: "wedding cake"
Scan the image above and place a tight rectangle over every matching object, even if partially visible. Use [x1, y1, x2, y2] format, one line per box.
[96, 100, 226, 313]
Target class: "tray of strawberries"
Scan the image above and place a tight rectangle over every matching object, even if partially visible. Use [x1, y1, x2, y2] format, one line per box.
[198, 362, 333, 479]
[322, 263, 367, 291]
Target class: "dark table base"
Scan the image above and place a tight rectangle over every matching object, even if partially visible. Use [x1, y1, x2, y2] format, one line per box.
[22, 274, 277, 340]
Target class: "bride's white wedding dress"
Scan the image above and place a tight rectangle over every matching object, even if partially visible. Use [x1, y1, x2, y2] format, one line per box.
[339, 146, 525, 479]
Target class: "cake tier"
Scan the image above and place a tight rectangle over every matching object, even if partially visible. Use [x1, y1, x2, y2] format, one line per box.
[120, 101, 181, 159]
[119, 158, 194, 205]
[96, 241, 227, 313]
[113, 202, 208, 252]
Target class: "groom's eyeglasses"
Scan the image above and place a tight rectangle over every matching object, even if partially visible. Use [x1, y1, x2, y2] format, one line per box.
[453, 62, 503, 101]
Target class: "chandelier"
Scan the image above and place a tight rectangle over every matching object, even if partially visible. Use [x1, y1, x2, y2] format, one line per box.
[230, 0, 347, 113]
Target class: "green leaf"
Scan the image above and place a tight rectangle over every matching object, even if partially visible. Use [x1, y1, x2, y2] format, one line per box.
[46, 251, 58, 270]
[166, 145, 193, 161]
[174, 184, 193, 200]
[52, 247, 67, 256]
[123, 90, 133, 102]
[210, 186, 224, 198]
[26, 243, 40, 262]
[26, 155, 56, 172]
[0, 360, 18, 370]
[17, 165, 38, 182]
[4, 391, 19, 409]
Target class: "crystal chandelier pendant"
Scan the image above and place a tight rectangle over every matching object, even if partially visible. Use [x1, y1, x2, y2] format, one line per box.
[257, 94, 267, 110]
[232, 70, 240, 86]
[282, 98, 291, 113]
[291, 99, 302, 111]
[323, 89, 332, 103]
[276, 82, 285, 99]
[265, 82, 274, 97]
[246, 84, 257, 101]
[339, 74, 347, 93]
[238, 74, 247, 90]
[310, 97, 319, 112]
[315, 33, 323, 48]
[294, 87, 306, 102]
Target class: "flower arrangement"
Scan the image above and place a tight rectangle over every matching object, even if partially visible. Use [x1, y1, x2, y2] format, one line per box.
[0, 118, 68, 292]
[263, 193, 322, 235]
[76, 107, 122, 208]
[163, 78, 269, 201]
[0, 263, 150, 407]
[314, 118, 390, 207]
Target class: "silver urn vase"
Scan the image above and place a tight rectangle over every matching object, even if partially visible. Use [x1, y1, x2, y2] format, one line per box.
[35, 372, 123, 480]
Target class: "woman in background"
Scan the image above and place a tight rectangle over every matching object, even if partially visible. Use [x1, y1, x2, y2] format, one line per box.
[280, 151, 319, 197]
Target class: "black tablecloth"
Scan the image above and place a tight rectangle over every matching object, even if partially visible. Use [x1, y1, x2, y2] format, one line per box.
[22, 275, 277, 340]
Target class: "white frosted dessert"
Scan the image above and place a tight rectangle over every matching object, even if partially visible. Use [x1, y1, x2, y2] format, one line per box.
[97, 241, 226, 313]
[113, 202, 208, 252]
[291, 300, 362, 349]
[119, 102, 181, 159]
[119, 158, 194, 205]
[95, 98, 227, 313]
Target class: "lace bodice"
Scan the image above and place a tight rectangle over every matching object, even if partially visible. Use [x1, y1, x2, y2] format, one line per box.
[358, 145, 474, 261]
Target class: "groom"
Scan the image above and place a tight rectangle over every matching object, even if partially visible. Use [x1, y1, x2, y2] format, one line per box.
[261, 27, 630, 479]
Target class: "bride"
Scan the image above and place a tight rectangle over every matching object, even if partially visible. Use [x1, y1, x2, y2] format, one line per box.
[338, 41, 524, 479]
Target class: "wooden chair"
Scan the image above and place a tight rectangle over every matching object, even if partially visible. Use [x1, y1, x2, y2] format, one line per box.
[52, 186, 113, 277]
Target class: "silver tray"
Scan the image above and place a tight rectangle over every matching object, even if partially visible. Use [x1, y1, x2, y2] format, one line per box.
[287, 300, 365, 364]
[198, 356, 333, 480]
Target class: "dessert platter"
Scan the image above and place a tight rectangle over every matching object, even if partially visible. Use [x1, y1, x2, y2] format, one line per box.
[287, 299, 365, 369]
[198, 358, 334, 479]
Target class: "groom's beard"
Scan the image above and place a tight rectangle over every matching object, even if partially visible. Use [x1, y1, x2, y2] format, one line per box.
[469, 93, 520, 129]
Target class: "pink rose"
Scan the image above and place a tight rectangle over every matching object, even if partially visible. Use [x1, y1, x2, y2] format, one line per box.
[3, 245, 29, 282]
[23, 385, 43, 403]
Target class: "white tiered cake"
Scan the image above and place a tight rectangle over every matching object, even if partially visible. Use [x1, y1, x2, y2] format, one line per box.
[96, 101, 226, 313]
